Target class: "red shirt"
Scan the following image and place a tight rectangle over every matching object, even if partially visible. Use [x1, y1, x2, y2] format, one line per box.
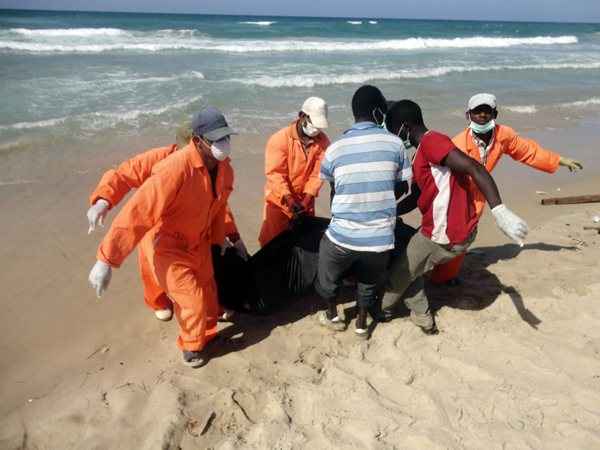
[413, 131, 477, 245]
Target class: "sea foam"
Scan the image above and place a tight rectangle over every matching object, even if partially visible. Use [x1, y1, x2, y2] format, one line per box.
[9, 27, 129, 37]
[0, 117, 67, 130]
[560, 97, 600, 108]
[229, 62, 600, 87]
[114, 71, 205, 85]
[0, 95, 204, 132]
[239, 21, 276, 26]
[505, 105, 538, 114]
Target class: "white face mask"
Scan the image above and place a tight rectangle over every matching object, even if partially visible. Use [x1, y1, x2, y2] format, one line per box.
[210, 137, 231, 161]
[469, 119, 496, 135]
[302, 121, 320, 137]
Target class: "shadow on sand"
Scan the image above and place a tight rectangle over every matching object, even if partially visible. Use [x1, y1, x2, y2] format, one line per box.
[425, 242, 577, 330]
[204, 242, 576, 363]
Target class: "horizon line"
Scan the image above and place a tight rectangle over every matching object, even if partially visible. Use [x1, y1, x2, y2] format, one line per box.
[0, 7, 598, 25]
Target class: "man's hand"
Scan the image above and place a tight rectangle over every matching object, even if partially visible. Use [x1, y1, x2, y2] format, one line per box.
[299, 194, 314, 212]
[88, 260, 112, 298]
[491, 204, 529, 246]
[559, 156, 583, 172]
[282, 194, 304, 215]
[87, 199, 110, 234]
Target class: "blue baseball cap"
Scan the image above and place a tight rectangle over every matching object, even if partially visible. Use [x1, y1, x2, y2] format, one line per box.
[191, 106, 236, 141]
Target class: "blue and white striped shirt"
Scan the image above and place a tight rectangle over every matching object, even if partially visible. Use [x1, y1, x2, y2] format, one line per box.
[320, 122, 412, 252]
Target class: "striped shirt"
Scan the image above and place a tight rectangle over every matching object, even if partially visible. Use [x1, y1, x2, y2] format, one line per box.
[320, 122, 412, 252]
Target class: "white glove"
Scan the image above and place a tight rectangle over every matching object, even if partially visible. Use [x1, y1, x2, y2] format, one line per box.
[87, 199, 110, 234]
[88, 260, 112, 298]
[491, 204, 529, 247]
[221, 236, 249, 261]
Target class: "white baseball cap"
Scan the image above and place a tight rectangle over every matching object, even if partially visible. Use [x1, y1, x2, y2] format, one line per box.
[468, 93, 497, 111]
[301, 97, 329, 129]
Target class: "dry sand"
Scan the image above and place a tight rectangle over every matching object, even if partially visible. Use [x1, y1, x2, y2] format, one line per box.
[1, 127, 599, 449]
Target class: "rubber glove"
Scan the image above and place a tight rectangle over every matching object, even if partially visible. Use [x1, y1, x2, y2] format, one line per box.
[559, 156, 583, 172]
[491, 204, 529, 247]
[89, 260, 112, 298]
[87, 199, 110, 234]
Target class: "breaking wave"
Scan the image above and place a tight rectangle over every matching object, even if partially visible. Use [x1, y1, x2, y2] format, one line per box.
[9, 27, 130, 37]
[560, 97, 600, 108]
[0, 34, 579, 54]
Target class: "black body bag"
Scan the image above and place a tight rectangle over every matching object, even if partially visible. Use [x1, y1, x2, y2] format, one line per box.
[212, 216, 417, 315]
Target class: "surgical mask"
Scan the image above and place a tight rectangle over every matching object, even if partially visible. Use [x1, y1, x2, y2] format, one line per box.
[398, 124, 413, 149]
[210, 137, 231, 161]
[302, 121, 320, 137]
[469, 119, 495, 135]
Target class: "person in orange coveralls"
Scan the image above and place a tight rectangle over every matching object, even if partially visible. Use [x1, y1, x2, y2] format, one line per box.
[86, 121, 247, 323]
[258, 97, 331, 247]
[88, 107, 239, 368]
[431, 93, 583, 285]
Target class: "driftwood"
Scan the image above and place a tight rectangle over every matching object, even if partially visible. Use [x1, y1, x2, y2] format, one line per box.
[541, 195, 600, 205]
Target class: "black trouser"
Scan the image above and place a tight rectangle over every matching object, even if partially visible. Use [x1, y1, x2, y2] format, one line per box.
[315, 234, 391, 308]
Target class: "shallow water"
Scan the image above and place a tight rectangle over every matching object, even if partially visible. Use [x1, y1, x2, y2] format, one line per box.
[0, 9, 599, 154]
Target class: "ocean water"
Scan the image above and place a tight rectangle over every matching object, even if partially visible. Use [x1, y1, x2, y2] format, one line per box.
[1, 9, 599, 153]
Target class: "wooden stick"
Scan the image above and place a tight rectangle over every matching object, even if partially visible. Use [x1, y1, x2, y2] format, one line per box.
[541, 195, 600, 205]
[583, 226, 600, 231]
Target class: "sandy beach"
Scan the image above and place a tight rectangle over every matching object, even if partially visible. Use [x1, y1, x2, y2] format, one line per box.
[1, 113, 599, 449]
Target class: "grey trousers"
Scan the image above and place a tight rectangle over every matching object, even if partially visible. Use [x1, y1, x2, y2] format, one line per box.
[315, 234, 391, 308]
[382, 230, 476, 314]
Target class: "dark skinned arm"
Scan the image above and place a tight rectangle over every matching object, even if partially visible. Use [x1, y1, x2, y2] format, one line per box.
[396, 182, 420, 215]
[442, 148, 502, 209]
[329, 181, 335, 207]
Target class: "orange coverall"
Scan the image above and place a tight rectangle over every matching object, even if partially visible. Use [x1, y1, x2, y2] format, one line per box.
[258, 120, 329, 247]
[431, 125, 560, 283]
[90, 145, 177, 209]
[90, 144, 238, 317]
[95, 144, 236, 351]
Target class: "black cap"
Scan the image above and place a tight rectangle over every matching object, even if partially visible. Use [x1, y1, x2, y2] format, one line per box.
[191, 106, 236, 141]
